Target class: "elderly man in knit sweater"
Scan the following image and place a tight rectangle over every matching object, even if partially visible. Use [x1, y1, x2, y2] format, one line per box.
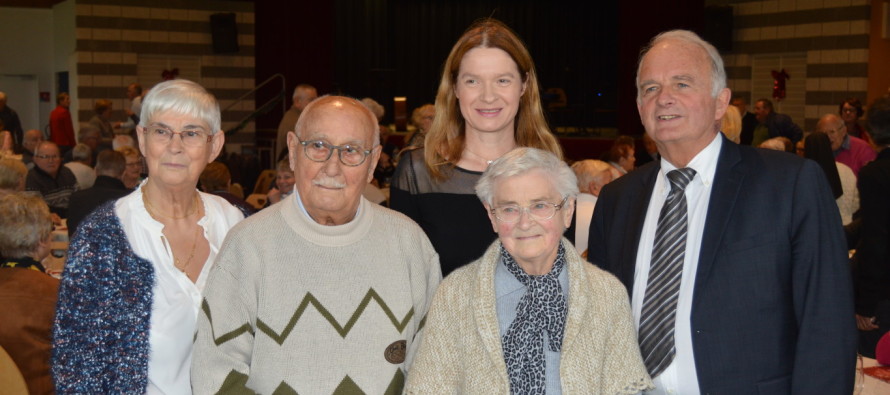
[192, 96, 442, 394]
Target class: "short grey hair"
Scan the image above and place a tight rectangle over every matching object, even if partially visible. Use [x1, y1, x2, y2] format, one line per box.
[636, 29, 727, 99]
[139, 79, 221, 134]
[71, 143, 91, 161]
[475, 147, 578, 206]
[571, 159, 612, 194]
[296, 95, 380, 147]
[0, 191, 53, 258]
[360, 97, 385, 121]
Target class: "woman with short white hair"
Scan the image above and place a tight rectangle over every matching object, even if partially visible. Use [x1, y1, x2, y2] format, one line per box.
[53, 79, 247, 393]
[406, 147, 652, 394]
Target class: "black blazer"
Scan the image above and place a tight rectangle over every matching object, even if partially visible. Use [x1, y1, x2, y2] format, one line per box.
[589, 135, 856, 394]
[67, 176, 131, 238]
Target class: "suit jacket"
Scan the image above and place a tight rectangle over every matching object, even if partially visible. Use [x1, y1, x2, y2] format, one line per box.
[765, 111, 804, 144]
[853, 148, 890, 317]
[589, 134, 856, 394]
[739, 111, 758, 145]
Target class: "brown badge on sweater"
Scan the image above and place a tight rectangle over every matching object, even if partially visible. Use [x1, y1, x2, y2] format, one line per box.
[384, 340, 406, 364]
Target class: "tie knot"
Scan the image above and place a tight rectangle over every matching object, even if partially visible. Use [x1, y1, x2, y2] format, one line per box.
[667, 168, 696, 192]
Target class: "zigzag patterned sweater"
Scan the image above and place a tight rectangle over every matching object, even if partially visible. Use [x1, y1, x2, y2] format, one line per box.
[191, 195, 441, 395]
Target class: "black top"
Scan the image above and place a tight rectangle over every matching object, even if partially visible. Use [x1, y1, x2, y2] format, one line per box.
[25, 165, 79, 218]
[854, 148, 890, 317]
[2, 256, 46, 273]
[66, 175, 131, 238]
[390, 148, 496, 276]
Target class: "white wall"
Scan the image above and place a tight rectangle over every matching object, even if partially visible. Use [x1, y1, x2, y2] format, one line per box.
[53, 0, 78, 125]
[0, 7, 55, 133]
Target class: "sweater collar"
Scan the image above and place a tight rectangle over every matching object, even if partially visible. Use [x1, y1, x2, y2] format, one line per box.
[279, 192, 374, 247]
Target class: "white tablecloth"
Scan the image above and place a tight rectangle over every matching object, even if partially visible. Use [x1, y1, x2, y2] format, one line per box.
[857, 356, 890, 395]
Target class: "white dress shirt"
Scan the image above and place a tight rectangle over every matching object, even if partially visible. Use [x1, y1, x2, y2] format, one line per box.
[573, 193, 597, 255]
[632, 134, 722, 395]
[115, 182, 243, 395]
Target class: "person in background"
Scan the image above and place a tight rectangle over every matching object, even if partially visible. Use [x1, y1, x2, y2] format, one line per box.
[567, 159, 613, 256]
[636, 132, 660, 166]
[0, 191, 59, 395]
[21, 129, 42, 168]
[840, 97, 872, 146]
[752, 98, 803, 147]
[817, 112, 876, 176]
[852, 94, 890, 358]
[89, 99, 115, 151]
[406, 147, 652, 393]
[362, 97, 397, 187]
[116, 145, 143, 189]
[276, 84, 317, 160]
[64, 143, 96, 190]
[66, 150, 131, 238]
[802, 131, 858, 226]
[730, 96, 758, 145]
[200, 161, 255, 216]
[0, 156, 27, 191]
[0, 91, 24, 147]
[405, 103, 435, 149]
[0, 130, 16, 157]
[391, 18, 563, 276]
[25, 141, 78, 218]
[116, 83, 144, 136]
[50, 92, 76, 154]
[720, 104, 742, 144]
[52, 79, 245, 393]
[603, 137, 636, 179]
[265, 159, 295, 206]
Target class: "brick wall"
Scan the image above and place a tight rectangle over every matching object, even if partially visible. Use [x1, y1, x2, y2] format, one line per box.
[724, 0, 871, 130]
[72, 0, 255, 146]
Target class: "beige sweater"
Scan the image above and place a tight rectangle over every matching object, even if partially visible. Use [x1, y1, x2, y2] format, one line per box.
[191, 196, 441, 394]
[405, 239, 653, 394]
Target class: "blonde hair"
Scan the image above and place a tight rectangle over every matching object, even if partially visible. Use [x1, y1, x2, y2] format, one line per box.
[0, 157, 27, 190]
[721, 105, 742, 143]
[0, 191, 53, 258]
[424, 18, 562, 180]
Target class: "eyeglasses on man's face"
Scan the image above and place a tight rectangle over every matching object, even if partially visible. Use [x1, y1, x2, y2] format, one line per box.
[491, 196, 569, 223]
[142, 124, 212, 147]
[297, 136, 373, 167]
[35, 154, 60, 160]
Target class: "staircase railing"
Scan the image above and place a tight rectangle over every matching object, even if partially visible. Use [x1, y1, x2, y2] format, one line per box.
[222, 73, 287, 136]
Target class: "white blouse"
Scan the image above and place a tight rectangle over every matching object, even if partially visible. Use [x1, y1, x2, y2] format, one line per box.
[115, 182, 244, 395]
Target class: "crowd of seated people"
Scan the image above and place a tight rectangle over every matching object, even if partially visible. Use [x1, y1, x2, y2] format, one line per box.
[3, 18, 890, 395]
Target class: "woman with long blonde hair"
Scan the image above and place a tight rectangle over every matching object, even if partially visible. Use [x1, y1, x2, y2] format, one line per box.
[390, 18, 562, 276]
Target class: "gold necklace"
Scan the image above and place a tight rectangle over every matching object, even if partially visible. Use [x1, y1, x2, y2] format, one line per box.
[174, 225, 201, 276]
[464, 145, 514, 165]
[143, 192, 200, 220]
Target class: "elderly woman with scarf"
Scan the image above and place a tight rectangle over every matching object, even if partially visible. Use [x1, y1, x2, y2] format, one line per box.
[405, 147, 652, 394]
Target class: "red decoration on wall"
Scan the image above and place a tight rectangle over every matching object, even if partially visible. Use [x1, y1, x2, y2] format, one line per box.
[771, 69, 789, 101]
[161, 68, 180, 81]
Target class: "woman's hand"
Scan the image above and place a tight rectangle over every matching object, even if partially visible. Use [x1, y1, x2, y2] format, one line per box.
[856, 314, 878, 331]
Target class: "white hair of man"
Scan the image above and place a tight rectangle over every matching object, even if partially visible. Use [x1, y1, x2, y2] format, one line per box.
[71, 143, 92, 162]
[112, 135, 136, 150]
[360, 98, 385, 122]
[571, 159, 613, 194]
[475, 147, 578, 206]
[139, 79, 221, 134]
[295, 95, 381, 147]
[636, 29, 727, 99]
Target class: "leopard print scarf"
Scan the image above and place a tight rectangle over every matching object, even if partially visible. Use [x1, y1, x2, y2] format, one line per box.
[500, 243, 568, 395]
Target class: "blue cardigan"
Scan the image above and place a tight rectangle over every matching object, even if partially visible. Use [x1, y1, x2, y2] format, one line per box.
[52, 201, 155, 393]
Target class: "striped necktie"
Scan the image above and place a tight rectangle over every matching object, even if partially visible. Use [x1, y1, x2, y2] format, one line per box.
[638, 167, 696, 377]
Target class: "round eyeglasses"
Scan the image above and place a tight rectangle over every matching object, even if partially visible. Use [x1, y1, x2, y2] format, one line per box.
[142, 125, 212, 147]
[490, 196, 569, 223]
[297, 137, 374, 166]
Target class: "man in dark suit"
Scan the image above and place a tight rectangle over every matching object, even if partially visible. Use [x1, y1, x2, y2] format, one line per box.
[752, 98, 804, 146]
[853, 94, 890, 356]
[731, 96, 758, 145]
[67, 150, 131, 237]
[589, 30, 855, 393]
